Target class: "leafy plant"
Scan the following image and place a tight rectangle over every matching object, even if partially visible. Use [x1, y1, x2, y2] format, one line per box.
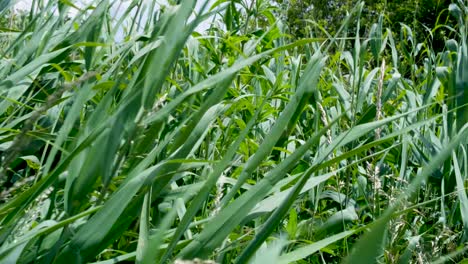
[0, 0, 467, 263]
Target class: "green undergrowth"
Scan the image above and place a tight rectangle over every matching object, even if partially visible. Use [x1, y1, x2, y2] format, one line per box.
[0, 0, 467, 263]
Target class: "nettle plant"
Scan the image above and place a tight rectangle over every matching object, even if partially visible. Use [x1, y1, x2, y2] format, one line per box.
[0, 0, 467, 263]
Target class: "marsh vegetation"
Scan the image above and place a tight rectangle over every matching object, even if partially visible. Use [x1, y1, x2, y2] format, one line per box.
[0, 0, 467, 263]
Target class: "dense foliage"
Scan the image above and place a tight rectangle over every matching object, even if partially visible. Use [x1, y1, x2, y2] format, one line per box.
[0, 0, 467, 263]
[276, 0, 455, 51]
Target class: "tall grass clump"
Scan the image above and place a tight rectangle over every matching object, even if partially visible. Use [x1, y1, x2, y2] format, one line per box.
[0, 0, 467, 263]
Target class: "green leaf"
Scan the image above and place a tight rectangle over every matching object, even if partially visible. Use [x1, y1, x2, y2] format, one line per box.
[20, 155, 41, 170]
[279, 230, 355, 264]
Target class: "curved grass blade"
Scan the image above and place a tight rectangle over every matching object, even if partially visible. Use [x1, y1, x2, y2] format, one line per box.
[343, 125, 468, 264]
[159, 97, 268, 263]
[278, 230, 355, 264]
